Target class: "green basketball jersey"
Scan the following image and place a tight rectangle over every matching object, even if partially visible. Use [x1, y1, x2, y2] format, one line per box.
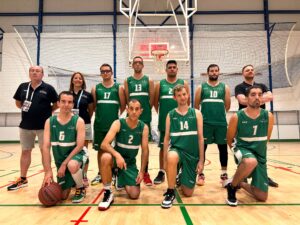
[94, 83, 120, 132]
[127, 75, 151, 124]
[236, 109, 269, 163]
[158, 78, 184, 131]
[50, 115, 78, 166]
[169, 108, 199, 158]
[200, 82, 227, 126]
[115, 118, 145, 165]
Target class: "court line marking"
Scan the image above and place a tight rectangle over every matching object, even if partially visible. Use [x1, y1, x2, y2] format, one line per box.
[1, 203, 300, 207]
[0, 162, 48, 178]
[268, 164, 300, 175]
[175, 190, 194, 225]
[268, 159, 300, 168]
[70, 189, 104, 225]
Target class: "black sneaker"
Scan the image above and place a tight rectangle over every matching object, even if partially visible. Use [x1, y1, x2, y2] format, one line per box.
[154, 171, 165, 184]
[7, 177, 28, 191]
[268, 177, 278, 187]
[98, 190, 114, 211]
[161, 189, 176, 209]
[226, 183, 237, 206]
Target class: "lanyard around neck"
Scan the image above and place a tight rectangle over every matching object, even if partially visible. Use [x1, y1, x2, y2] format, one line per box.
[76, 90, 84, 108]
[26, 82, 42, 101]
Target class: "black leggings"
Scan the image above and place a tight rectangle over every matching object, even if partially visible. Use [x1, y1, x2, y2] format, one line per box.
[204, 144, 228, 167]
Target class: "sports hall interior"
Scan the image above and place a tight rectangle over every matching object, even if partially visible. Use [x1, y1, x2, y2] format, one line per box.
[0, 0, 300, 224]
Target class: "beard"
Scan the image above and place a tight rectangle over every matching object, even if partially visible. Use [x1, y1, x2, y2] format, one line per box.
[249, 101, 261, 109]
[208, 75, 218, 81]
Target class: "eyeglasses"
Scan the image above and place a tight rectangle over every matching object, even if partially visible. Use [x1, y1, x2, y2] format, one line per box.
[100, 70, 112, 74]
[132, 61, 143, 65]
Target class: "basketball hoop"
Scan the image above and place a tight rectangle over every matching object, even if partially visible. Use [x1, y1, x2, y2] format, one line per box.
[151, 49, 169, 75]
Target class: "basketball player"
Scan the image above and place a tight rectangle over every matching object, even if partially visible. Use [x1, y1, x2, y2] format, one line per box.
[235, 64, 278, 187]
[226, 85, 274, 206]
[42, 91, 88, 203]
[8, 66, 58, 191]
[98, 99, 149, 211]
[161, 84, 204, 209]
[91, 64, 126, 185]
[153, 60, 189, 184]
[124, 56, 154, 185]
[194, 64, 230, 185]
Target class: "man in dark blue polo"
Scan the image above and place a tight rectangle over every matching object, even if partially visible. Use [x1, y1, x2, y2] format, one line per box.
[8, 66, 58, 191]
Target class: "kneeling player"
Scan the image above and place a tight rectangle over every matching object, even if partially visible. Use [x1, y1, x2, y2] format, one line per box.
[161, 84, 204, 209]
[42, 91, 88, 203]
[98, 99, 149, 211]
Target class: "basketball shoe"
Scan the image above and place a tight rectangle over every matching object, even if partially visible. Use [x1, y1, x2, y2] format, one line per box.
[7, 177, 28, 191]
[161, 189, 176, 209]
[98, 190, 114, 211]
[196, 173, 205, 186]
[72, 187, 86, 203]
[143, 172, 153, 186]
[226, 183, 238, 206]
[154, 171, 165, 184]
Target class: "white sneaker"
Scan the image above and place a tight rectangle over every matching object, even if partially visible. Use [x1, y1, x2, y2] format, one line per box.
[98, 190, 114, 211]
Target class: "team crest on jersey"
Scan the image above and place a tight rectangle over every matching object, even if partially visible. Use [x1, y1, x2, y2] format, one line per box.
[242, 121, 248, 124]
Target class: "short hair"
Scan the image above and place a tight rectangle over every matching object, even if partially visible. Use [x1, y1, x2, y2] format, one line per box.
[173, 84, 187, 96]
[245, 85, 263, 97]
[29, 66, 44, 74]
[100, 63, 113, 72]
[128, 98, 142, 108]
[242, 64, 254, 73]
[207, 64, 219, 73]
[133, 56, 143, 63]
[58, 91, 74, 101]
[166, 60, 177, 68]
[69, 72, 86, 92]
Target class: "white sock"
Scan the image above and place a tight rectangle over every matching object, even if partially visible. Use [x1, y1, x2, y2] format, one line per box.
[71, 168, 84, 188]
[222, 170, 227, 174]
[104, 182, 112, 191]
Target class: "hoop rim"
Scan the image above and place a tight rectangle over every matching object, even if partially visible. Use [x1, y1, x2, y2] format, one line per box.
[151, 49, 169, 56]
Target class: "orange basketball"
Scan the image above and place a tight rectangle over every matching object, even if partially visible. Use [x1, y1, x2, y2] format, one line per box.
[38, 182, 62, 206]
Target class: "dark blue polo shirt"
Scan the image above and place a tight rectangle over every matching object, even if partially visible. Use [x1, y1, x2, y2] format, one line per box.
[13, 81, 58, 130]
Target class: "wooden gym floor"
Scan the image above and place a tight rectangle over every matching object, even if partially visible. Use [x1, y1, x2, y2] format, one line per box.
[0, 142, 300, 225]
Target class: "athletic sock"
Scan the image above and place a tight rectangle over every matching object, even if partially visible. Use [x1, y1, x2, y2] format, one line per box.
[71, 168, 84, 188]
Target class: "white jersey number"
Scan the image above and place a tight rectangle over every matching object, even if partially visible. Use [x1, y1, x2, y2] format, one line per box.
[104, 92, 111, 99]
[253, 125, 258, 136]
[180, 121, 189, 130]
[59, 131, 65, 141]
[135, 84, 142, 92]
[128, 135, 134, 144]
[210, 90, 218, 98]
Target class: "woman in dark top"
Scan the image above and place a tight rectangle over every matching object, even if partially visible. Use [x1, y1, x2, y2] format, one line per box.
[69, 72, 94, 187]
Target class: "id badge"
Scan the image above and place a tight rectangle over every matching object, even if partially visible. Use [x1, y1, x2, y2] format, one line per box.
[72, 109, 79, 115]
[22, 100, 32, 112]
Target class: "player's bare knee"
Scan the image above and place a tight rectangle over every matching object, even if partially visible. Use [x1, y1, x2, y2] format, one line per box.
[243, 158, 258, 168]
[101, 153, 112, 165]
[128, 192, 140, 199]
[67, 160, 80, 173]
[182, 187, 194, 197]
[167, 152, 179, 164]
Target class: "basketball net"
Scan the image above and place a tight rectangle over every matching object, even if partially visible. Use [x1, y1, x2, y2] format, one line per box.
[151, 49, 169, 75]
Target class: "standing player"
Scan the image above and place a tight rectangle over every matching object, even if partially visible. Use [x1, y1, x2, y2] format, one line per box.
[8, 66, 58, 191]
[235, 64, 278, 187]
[91, 64, 126, 185]
[124, 56, 154, 185]
[42, 91, 88, 203]
[98, 99, 149, 211]
[153, 60, 189, 184]
[69, 72, 94, 187]
[194, 64, 231, 185]
[226, 85, 274, 206]
[161, 84, 204, 209]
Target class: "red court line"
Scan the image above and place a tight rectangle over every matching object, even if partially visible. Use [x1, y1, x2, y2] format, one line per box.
[268, 164, 300, 175]
[0, 167, 54, 189]
[205, 159, 211, 167]
[70, 189, 104, 225]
